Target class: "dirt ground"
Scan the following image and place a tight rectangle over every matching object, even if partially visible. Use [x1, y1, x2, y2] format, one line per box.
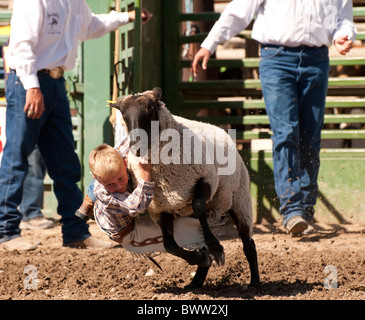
[0, 219, 364, 301]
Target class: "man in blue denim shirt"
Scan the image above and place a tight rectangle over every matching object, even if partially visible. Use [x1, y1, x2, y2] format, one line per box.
[192, 0, 356, 236]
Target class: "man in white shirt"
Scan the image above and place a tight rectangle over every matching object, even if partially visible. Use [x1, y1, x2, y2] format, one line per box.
[0, 0, 152, 250]
[192, 0, 356, 236]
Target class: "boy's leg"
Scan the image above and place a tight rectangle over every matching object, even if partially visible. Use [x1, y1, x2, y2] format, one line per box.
[113, 215, 209, 254]
[75, 180, 96, 221]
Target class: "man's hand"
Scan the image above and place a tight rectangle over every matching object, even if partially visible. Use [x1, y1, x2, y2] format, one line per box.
[334, 35, 353, 55]
[191, 47, 211, 75]
[24, 88, 45, 119]
[128, 8, 153, 24]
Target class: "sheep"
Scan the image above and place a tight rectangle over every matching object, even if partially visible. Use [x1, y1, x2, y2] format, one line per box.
[111, 87, 260, 288]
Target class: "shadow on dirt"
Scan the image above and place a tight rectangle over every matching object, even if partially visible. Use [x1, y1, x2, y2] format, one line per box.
[154, 279, 322, 299]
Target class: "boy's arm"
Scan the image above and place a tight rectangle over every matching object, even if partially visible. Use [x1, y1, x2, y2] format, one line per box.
[124, 178, 154, 216]
[123, 162, 153, 215]
[115, 136, 130, 158]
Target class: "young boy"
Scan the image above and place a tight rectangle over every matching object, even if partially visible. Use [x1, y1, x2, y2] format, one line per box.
[88, 140, 154, 244]
[77, 138, 215, 254]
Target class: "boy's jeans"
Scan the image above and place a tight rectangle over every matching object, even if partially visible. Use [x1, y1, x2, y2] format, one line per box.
[259, 44, 329, 226]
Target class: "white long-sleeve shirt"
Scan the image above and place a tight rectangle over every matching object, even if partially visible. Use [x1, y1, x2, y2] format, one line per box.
[6, 0, 130, 90]
[202, 0, 357, 54]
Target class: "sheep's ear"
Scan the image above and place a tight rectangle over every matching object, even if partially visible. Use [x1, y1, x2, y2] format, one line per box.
[110, 100, 122, 111]
[152, 87, 162, 101]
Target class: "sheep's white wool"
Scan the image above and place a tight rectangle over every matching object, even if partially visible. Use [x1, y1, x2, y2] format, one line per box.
[126, 96, 253, 238]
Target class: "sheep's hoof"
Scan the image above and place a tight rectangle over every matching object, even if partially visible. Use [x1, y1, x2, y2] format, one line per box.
[184, 281, 203, 290]
[249, 280, 261, 288]
[208, 243, 225, 266]
[184, 266, 210, 290]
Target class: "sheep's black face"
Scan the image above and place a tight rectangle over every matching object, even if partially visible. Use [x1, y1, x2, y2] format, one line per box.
[111, 88, 162, 157]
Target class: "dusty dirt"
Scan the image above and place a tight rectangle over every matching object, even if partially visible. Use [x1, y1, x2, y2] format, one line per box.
[0, 219, 364, 301]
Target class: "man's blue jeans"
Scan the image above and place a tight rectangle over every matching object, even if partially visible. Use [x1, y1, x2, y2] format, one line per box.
[259, 44, 329, 227]
[19, 145, 46, 221]
[0, 71, 90, 244]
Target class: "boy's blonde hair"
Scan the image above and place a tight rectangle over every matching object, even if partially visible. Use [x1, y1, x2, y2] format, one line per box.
[89, 144, 125, 179]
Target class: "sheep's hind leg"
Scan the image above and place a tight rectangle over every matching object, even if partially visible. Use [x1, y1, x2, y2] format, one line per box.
[192, 179, 225, 266]
[158, 212, 211, 267]
[228, 209, 260, 286]
[185, 265, 210, 289]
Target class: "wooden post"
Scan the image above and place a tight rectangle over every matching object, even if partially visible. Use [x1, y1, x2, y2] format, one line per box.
[109, 0, 120, 128]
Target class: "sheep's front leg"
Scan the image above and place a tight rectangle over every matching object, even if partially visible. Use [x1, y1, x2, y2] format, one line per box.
[192, 179, 225, 265]
[158, 212, 211, 267]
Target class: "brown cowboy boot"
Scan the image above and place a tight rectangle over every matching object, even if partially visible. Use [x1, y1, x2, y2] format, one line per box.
[75, 195, 94, 221]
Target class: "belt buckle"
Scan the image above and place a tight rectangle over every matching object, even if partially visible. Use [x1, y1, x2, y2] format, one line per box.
[49, 67, 64, 79]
